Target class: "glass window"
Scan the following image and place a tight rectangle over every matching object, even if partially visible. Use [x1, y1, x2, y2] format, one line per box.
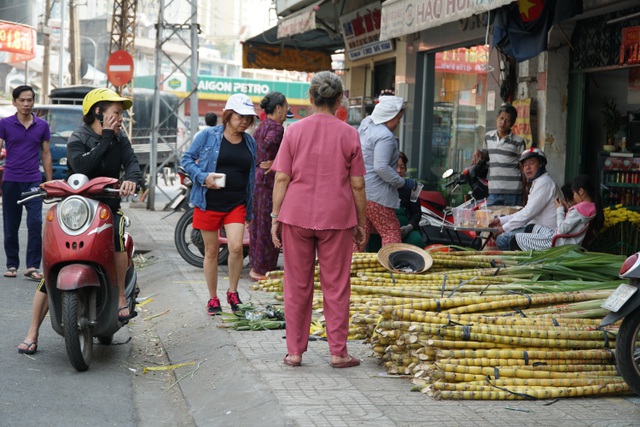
[432, 45, 491, 178]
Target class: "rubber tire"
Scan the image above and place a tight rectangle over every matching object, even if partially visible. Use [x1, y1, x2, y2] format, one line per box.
[174, 209, 248, 267]
[97, 335, 113, 345]
[174, 208, 205, 268]
[616, 309, 640, 396]
[62, 290, 93, 371]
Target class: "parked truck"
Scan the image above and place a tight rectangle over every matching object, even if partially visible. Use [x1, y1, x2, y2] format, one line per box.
[48, 86, 180, 177]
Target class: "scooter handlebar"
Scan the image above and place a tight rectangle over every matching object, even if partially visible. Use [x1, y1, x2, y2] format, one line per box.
[18, 189, 45, 204]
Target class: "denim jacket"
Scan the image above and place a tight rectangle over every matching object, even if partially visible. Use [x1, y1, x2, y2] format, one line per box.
[181, 125, 257, 220]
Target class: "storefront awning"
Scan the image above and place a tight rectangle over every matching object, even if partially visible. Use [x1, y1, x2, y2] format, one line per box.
[380, 0, 516, 40]
[242, 24, 342, 72]
[242, 0, 347, 73]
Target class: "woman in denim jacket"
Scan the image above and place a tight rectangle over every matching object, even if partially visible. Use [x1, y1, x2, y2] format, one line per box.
[182, 94, 257, 315]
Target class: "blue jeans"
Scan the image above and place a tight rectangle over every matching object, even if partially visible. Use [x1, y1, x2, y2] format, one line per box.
[487, 193, 522, 207]
[496, 227, 526, 251]
[1, 181, 43, 270]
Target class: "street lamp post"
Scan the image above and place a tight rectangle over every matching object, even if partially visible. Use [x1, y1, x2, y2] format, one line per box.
[80, 36, 98, 85]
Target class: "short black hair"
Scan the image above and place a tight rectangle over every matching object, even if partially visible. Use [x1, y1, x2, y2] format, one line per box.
[204, 112, 218, 127]
[13, 85, 35, 100]
[498, 104, 518, 123]
[260, 92, 287, 115]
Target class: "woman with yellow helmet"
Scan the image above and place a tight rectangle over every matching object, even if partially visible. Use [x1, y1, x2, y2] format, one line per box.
[17, 88, 141, 355]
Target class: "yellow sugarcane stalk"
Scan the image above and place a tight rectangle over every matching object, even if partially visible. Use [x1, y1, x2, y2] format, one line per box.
[433, 382, 630, 400]
[435, 349, 616, 361]
[436, 363, 619, 378]
[436, 357, 612, 367]
[463, 376, 625, 388]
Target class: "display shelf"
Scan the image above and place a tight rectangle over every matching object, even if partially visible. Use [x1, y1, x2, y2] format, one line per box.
[599, 152, 640, 208]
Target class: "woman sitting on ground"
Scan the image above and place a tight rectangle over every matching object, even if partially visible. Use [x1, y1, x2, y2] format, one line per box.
[510, 174, 603, 251]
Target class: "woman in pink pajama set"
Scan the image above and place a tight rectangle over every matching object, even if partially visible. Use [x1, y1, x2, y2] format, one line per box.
[270, 71, 367, 368]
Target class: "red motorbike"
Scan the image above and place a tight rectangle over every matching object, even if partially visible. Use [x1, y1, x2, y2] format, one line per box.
[171, 167, 249, 268]
[19, 174, 139, 371]
[418, 167, 488, 249]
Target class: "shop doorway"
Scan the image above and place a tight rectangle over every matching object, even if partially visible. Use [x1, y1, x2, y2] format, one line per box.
[430, 45, 500, 183]
[374, 60, 396, 96]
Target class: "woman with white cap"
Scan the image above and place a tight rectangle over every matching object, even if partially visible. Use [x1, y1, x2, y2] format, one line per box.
[355, 95, 416, 251]
[182, 93, 258, 315]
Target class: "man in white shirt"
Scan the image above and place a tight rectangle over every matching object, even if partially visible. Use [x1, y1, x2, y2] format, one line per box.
[489, 148, 560, 250]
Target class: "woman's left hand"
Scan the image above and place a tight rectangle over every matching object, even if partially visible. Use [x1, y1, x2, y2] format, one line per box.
[271, 219, 282, 249]
[120, 180, 137, 197]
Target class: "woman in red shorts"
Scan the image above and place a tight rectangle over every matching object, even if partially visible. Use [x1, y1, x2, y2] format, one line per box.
[181, 94, 257, 314]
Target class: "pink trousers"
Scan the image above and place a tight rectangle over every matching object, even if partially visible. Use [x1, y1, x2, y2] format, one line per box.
[282, 224, 353, 357]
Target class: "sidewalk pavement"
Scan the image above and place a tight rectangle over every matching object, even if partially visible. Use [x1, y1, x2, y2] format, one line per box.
[125, 201, 640, 427]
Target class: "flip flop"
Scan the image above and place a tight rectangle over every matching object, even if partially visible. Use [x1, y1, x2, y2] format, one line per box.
[249, 271, 268, 282]
[18, 341, 38, 355]
[118, 305, 132, 322]
[24, 269, 43, 281]
[330, 355, 361, 369]
[283, 354, 301, 367]
[4, 267, 17, 278]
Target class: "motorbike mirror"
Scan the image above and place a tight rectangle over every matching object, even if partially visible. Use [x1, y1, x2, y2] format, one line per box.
[442, 169, 454, 179]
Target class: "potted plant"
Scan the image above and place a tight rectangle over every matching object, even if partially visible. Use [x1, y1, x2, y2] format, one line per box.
[601, 97, 625, 146]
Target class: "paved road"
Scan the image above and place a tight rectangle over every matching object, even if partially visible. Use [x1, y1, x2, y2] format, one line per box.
[0, 188, 192, 427]
[2, 182, 640, 426]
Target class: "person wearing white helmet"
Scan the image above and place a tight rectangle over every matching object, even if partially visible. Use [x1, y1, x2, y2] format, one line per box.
[182, 93, 257, 315]
[488, 147, 561, 250]
[17, 88, 141, 354]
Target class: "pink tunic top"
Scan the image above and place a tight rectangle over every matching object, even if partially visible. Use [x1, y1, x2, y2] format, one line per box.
[271, 114, 365, 230]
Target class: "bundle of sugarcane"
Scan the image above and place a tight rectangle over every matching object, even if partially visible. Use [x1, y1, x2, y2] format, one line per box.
[357, 298, 634, 399]
[255, 246, 625, 354]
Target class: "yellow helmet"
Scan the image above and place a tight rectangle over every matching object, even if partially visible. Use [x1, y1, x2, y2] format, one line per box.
[82, 88, 133, 115]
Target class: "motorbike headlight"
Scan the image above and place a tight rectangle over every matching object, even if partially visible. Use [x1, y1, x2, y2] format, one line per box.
[59, 198, 90, 231]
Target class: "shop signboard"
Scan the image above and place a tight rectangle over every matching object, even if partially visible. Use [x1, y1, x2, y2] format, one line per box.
[134, 74, 310, 106]
[435, 45, 490, 74]
[0, 20, 36, 62]
[339, 2, 393, 61]
[380, 0, 516, 41]
[277, 0, 321, 38]
[512, 98, 533, 148]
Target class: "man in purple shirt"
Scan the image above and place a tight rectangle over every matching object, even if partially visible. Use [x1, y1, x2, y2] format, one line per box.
[0, 85, 53, 280]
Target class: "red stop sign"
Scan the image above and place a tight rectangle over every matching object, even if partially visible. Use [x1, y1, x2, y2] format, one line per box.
[106, 50, 134, 86]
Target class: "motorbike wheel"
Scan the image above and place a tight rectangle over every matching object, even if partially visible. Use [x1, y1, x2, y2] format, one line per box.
[616, 309, 640, 395]
[174, 208, 205, 268]
[62, 290, 93, 371]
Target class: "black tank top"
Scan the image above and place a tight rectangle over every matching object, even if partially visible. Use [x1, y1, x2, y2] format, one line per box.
[205, 136, 252, 212]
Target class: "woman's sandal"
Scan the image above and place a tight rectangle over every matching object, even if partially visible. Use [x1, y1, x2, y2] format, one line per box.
[330, 355, 361, 368]
[4, 267, 17, 278]
[249, 271, 268, 282]
[283, 354, 301, 367]
[23, 268, 43, 281]
[18, 341, 38, 355]
[118, 306, 132, 322]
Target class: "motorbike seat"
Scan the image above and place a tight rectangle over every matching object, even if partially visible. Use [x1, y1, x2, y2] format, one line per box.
[419, 190, 447, 211]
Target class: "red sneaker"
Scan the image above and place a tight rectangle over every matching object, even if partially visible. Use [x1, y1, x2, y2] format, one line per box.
[207, 297, 222, 315]
[226, 291, 242, 313]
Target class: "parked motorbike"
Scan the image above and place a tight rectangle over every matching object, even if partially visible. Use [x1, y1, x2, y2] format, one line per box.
[171, 167, 249, 268]
[600, 251, 640, 395]
[418, 167, 488, 249]
[19, 174, 139, 371]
